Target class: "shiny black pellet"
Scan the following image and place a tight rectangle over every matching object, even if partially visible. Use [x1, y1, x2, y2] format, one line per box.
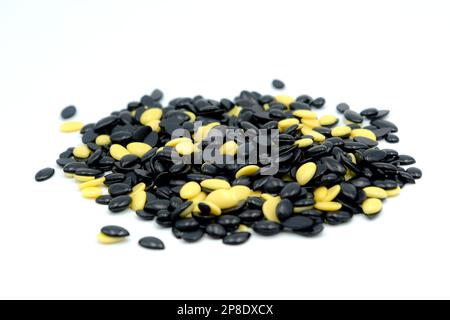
[223, 232, 251, 245]
[398, 155, 416, 166]
[175, 218, 200, 231]
[311, 97, 326, 109]
[139, 237, 165, 250]
[295, 223, 324, 237]
[336, 103, 350, 114]
[385, 133, 399, 143]
[101, 226, 130, 238]
[360, 108, 378, 117]
[96, 195, 112, 205]
[363, 149, 386, 163]
[206, 224, 227, 239]
[61, 106, 77, 119]
[344, 110, 364, 123]
[371, 119, 398, 133]
[218, 215, 241, 231]
[282, 216, 314, 231]
[136, 210, 156, 221]
[276, 199, 293, 221]
[253, 221, 282, 236]
[182, 229, 204, 243]
[108, 183, 132, 197]
[239, 210, 263, 223]
[35, 168, 55, 182]
[280, 182, 302, 199]
[407, 167, 422, 179]
[108, 195, 132, 213]
[272, 79, 285, 89]
[326, 211, 353, 226]
[354, 136, 379, 148]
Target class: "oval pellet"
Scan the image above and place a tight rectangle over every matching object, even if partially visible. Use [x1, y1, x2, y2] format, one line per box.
[97, 233, 127, 245]
[73, 145, 91, 159]
[314, 186, 328, 202]
[229, 185, 252, 202]
[127, 142, 152, 158]
[79, 177, 105, 190]
[198, 201, 222, 216]
[350, 129, 377, 141]
[130, 190, 147, 211]
[319, 115, 338, 126]
[386, 187, 401, 197]
[314, 201, 342, 212]
[223, 232, 251, 245]
[35, 168, 55, 182]
[295, 138, 314, 148]
[110, 144, 130, 161]
[235, 165, 260, 179]
[139, 237, 165, 250]
[101, 226, 130, 238]
[296, 162, 317, 186]
[363, 186, 388, 199]
[205, 190, 238, 210]
[95, 135, 111, 146]
[140, 108, 163, 124]
[262, 196, 281, 223]
[81, 187, 103, 199]
[293, 110, 317, 120]
[362, 198, 383, 215]
[60, 121, 84, 133]
[180, 181, 202, 200]
[165, 137, 192, 147]
[331, 126, 352, 137]
[201, 179, 231, 191]
[323, 185, 341, 202]
[275, 95, 294, 107]
[278, 118, 300, 132]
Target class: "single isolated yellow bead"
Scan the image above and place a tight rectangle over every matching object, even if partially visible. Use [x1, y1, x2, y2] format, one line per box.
[331, 126, 352, 137]
[201, 179, 231, 191]
[79, 177, 105, 190]
[97, 233, 126, 245]
[323, 185, 341, 202]
[205, 190, 238, 210]
[140, 108, 163, 124]
[110, 144, 130, 161]
[262, 196, 281, 223]
[235, 165, 260, 179]
[127, 142, 152, 158]
[319, 115, 338, 126]
[96, 135, 111, 146]
[73, 145, 91, 159]
[81, 187, 103, 199]
[350, 129, 377, 141]
[180, 181, 202, 200]
[60, 121, 84, 133]
[314, 186, 328, 202]
[363, 186, 388, 199]
[296, 162, 317, 186]
[362, 198, 383, 215]
[293, 110, 317, 120]
[130, 190, 147, 211]
[314, 201, 342, 212]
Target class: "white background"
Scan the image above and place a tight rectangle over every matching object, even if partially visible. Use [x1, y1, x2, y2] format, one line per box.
[0, 0, 449, 300]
